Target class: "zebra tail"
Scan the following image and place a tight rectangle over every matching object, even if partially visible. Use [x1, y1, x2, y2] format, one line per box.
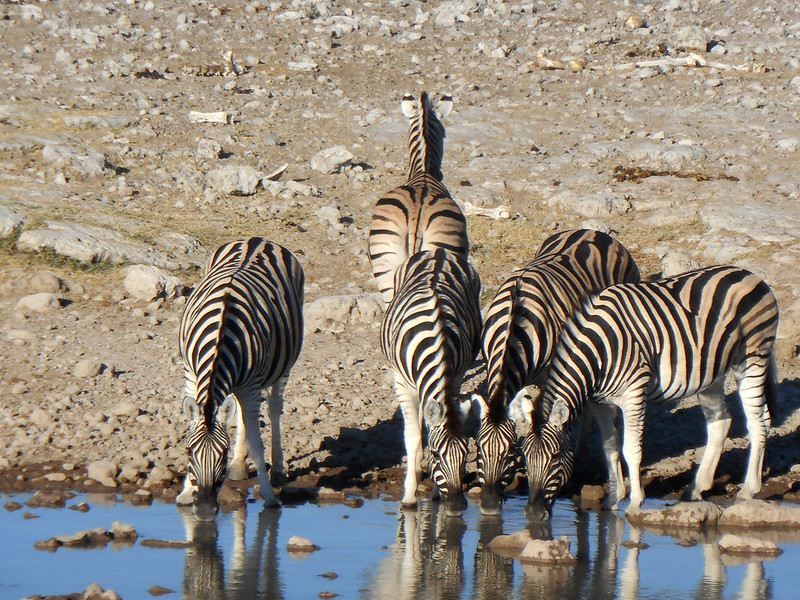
[765, 356, 779, 427]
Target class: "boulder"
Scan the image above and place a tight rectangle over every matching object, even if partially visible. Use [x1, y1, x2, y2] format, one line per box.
[14, 292, 63, 314]
[0, 205, 26, 237]
[626, 501, 724, 528]
[310, 146, 353, 174]
[519, 537, 577, 564]
[123, 264, 184, 301]
[718, 533, 783, 557]
[719, 500, 800, 528]
[87, 460, 119, 488]
[17, 221, 187, 269]
[73, 359, 103, 379]
[206, 165, 264, 195]
[287, 535, 320, 553]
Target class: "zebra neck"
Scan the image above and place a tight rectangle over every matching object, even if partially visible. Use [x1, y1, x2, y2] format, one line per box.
[406, 100, 445, 182]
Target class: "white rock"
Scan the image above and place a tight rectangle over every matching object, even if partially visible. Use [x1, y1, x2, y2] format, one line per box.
[73, 359, 103, 379]
[123, 265, 184, 301]
[304, 293, 383, 334]
[206, 165, 264, 195]
[659, 251, 704, 277]
[519, 537, 576, 564]
[718, 534, 783, 557]
[14, 292, 63, 314]
[17, 222, 186, 269]
[547, 189, 632, 217]
[310, 146, 354, 174]
[777, 137, 800, 151]
[145, 465, 176, 487]
[196, 137, 222, 159]
[719, 500, 800, 528]
[286, 535, 319, 552]
[87, 460, 119, 487]
[41, 144, 107, 177]
[0, 205, 26, 237]
[626, 501, 724, 528]
[29, 270, 66, 294]
[672, 26, 709, 53]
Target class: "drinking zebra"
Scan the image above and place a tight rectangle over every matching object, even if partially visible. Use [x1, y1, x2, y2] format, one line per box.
[368, 92, 469, 304]
[512, 265, 779, 520]
[176, 238, 304, 520]
[472, 229, 640, 514]
[381, 248, 482, 515]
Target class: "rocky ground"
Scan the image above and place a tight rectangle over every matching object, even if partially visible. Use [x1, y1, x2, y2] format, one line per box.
[1, 0, 800, 508]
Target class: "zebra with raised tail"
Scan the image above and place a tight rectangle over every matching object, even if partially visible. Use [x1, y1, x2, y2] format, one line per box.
[368, 92, 469, 304]
[381, 248, 482, 515]
[513, 265, 779, 520]
[472, 229, 640, 514]
[176, 238, 304, 520]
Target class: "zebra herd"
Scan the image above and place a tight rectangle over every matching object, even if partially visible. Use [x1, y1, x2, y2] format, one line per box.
[175, 91, 780, 522]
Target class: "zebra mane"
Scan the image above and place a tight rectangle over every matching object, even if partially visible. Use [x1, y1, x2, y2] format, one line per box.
[404, 91, 448, 182]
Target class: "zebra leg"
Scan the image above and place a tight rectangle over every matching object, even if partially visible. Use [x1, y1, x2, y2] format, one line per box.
[238, 391, 281, 508]
[619, 396, 647, 512]
[267, 376, 289, 485]
[690, 378, 731, 500]
[591, 403, 626, 510]
[395, 378, 423, 508]
[228, 401, 250, 481]
[736, 362, 772, 500]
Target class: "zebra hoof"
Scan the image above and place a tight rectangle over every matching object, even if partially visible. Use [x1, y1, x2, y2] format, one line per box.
[400, 499, 419, 511]
[263, 496, 282, 508]
[270, 471, 289, 486]
[228, 463, 249, 481]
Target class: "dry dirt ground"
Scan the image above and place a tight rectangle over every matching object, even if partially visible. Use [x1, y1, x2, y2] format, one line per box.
[1, 1, 800, 508]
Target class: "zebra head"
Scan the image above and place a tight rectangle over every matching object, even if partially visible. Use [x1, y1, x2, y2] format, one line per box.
[423, 396, 474, 517]
[471, 392, 522, 515]
[183, 396, 235, 521]
[510, 394, 574, 522]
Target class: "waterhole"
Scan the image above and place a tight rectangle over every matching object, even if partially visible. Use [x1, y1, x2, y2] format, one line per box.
[3, 492, 799, 599]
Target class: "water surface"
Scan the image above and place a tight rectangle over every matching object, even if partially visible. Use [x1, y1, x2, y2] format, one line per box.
[2, 492, 799, 599]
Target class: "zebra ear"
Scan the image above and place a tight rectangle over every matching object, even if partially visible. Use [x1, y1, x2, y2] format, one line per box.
[182, 397, 199, 421]
[423, 399, 445, 428]
[548, 398, 570, 428]
[217, 395, 238, 424]
[471, 393, 489, 420]
[435, 94, 453, 119]
[401, 94, 417, 117]
[509, 389, 535, 437]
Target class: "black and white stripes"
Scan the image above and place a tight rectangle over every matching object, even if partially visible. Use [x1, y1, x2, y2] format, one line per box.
[368, 92, 468, 304]
[177, 238, 304, 519]
[472, 229, 640, 514]
[514, 265, 779, 520]
[381, 248, 482, 515]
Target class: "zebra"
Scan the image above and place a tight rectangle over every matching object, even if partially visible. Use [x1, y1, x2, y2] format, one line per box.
[176, 238, 304, 520]
[380, 248, 482, 515]
[511, 265, 779, 521]
[368, 91, 469, 304]
[471, 229, 640, 514]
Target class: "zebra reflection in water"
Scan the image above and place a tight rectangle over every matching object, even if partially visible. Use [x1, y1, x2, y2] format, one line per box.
[180, 506, 282, 600]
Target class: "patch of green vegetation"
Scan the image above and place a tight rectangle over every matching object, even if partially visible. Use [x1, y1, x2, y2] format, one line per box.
[0, 230, 22, 255]
[30, 247, 119, 274]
